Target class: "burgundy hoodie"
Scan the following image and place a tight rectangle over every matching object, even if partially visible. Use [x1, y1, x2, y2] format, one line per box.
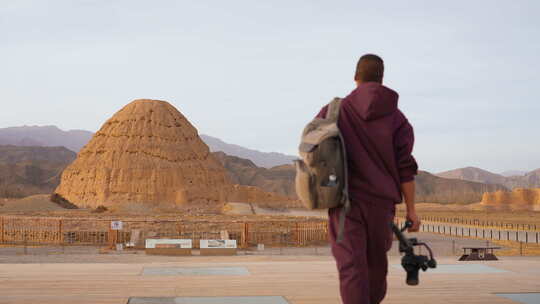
[317, 82, 418, 205]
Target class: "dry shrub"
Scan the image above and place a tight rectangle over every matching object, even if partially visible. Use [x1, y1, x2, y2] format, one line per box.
[92, 205, 108, 213]
[49, 193, 78, 209]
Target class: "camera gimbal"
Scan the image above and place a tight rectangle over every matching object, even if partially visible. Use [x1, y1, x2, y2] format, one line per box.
[391, 221, 437, 286]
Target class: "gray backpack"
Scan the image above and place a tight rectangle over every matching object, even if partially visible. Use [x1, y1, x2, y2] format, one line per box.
[294, 98, 351, 242]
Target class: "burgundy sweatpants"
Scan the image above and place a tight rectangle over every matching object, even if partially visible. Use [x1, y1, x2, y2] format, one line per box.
[329, 200, 395, 304]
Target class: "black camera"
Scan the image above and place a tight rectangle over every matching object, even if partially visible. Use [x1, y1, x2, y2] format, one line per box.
[391, 221, 437, 285]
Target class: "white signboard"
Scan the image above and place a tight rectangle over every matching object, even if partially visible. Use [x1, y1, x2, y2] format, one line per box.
[200, 239, 237, 249]
[111, 221, 123, 230]
[145, 239, 192, 249]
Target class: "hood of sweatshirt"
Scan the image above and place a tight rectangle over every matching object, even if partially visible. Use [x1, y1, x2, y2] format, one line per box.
[347, 82, 399, 121]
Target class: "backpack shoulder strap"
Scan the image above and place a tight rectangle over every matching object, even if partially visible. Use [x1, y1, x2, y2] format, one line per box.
[327, 97, 351, 243]
[326, 97, 342, 122]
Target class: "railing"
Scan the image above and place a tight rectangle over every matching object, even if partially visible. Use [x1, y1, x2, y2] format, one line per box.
[417, 216, 539, 231]
[395, 217, 540, 244]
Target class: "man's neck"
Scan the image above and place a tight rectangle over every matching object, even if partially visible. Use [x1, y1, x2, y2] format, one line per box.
[356, 80, 382, 87]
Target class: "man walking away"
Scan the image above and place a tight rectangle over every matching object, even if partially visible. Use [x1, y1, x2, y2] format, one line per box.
[317, 54, 420, 304]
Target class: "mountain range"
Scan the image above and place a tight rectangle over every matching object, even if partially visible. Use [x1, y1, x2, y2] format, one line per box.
[0, 145, 76, 198]
[0, 126, 297, 168]
[1, 125, 538, 205]
[201, 135, 297, 168]
[436, 166, 540, 189]
[0, 126, 93, 152]
[213, 151, 506, 204]
[500, 170, 528, 177]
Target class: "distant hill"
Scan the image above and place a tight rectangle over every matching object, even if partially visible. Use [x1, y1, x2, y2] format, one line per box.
[416, 171, 507, 204]
[500, 170, 527, 177]
[213, 151, 296, 198]
[436, 167, 540, 189]
[0, 126, 93, 152]
[201, 134, 297, 168]
[504, 169, 540, 189]
[437, 166, 507, 185]
[0, 145, 76, 198]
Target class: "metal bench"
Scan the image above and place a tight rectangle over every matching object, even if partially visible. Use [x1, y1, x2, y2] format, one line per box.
[459, 247, 501, 261]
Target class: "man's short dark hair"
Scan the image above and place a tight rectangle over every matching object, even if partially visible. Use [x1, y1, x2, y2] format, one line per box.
[354, 54, 384, 83]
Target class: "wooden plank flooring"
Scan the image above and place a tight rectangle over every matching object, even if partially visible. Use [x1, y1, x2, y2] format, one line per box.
[1, 255, 539, 304]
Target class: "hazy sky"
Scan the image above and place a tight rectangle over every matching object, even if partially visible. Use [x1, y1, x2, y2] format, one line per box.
[1, 1, 539, 173]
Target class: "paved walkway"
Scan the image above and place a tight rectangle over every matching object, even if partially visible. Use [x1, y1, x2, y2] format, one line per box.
[1, 254, 539, 304]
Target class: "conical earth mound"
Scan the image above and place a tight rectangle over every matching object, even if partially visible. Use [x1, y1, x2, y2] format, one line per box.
[54, 99, 231, 209]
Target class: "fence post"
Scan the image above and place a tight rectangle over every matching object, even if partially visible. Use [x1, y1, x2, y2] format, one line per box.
[24, 231, 28, 255]
[536, 233, 538, 244]
[0, 217, 3, 244]
[243, 222, 249, 248]
[295, 223, 299, 245]
[520, 242, 523, 256]
[58, 219, 63, 245]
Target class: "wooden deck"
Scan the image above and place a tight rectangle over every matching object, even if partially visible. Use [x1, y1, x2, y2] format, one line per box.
[1, 255, 539, 304]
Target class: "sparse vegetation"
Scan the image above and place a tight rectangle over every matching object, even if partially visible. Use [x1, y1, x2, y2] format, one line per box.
[49, 193, 78, 209]
[92, 205, 108, 213]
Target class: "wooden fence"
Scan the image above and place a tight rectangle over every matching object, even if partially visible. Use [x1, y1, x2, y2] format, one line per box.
[0, 216, 329, 248]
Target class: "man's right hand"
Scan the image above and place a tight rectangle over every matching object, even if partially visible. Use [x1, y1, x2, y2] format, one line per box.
[406, 211, 421, 232]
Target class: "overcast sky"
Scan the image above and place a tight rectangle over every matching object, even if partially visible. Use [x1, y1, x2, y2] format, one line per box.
[1, 1, 539, 173]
